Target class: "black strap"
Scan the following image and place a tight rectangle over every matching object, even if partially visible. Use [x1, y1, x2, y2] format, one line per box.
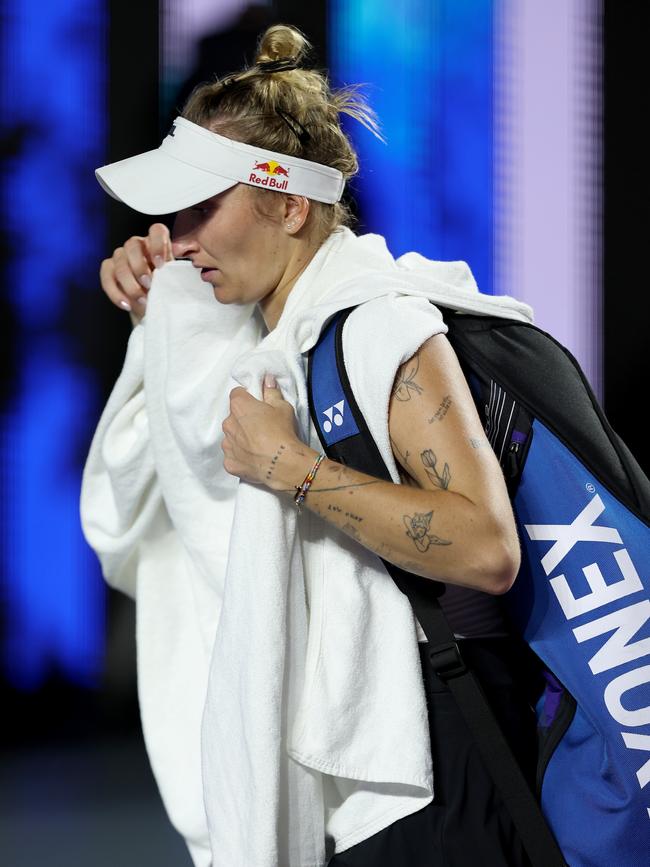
[307, 307, 567, 867]
[388, 562, 567, 867]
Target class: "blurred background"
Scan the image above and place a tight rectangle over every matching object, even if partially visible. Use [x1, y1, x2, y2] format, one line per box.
[0, 0, 647, 864]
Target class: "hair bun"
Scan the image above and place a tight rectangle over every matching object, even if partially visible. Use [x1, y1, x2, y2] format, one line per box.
[255, 24, 309, 65]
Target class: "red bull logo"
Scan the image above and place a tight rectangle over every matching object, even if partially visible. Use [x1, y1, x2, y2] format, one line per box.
[249, 159, 290, 191]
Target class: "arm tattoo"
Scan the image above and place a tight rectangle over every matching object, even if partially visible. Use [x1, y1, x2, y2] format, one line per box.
[469, 437, 490, 450]
[427, 395, 452, 424]
[328, 505, 363, 523]
[421, 449, 451, 490]
[391, 355, 423, 401]
[276, 478, 381, 495]
[312, 480, 380, 494]
[390, 435, 410, 467]
[403, 510, 452, 551]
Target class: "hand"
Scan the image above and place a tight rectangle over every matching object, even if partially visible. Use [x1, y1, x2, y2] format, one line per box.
[221, 376, 312, 490]
[99, 223, 174, 319]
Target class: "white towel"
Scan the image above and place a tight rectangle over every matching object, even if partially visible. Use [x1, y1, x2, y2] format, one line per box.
[80, 227, 533, 867]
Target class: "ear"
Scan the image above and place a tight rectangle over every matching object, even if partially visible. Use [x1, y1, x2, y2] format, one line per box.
[283, 195, 310, 235]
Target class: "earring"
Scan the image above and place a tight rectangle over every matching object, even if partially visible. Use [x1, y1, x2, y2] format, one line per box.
[286, 221, 297, 231]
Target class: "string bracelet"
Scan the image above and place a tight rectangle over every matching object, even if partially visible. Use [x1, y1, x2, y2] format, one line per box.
[293, 453, 326, 512]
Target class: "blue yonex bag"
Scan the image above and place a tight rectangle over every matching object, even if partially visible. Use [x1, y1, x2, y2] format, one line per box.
[307, 304, 650, 867]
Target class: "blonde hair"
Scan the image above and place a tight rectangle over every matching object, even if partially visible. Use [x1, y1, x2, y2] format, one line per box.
[181, 24, 383, 241]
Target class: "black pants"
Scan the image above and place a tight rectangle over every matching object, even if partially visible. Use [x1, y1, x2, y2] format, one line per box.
[327, 637, 540, 867]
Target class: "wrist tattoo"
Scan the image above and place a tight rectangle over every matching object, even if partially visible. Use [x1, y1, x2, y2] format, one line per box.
[265, 443, 286, 481]
[403, 510, 452, 552]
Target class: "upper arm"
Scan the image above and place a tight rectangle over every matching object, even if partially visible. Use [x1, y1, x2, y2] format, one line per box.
[388, 333, 510, 518]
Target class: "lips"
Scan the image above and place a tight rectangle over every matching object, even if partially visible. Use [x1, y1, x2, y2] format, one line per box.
[199, 267, 218, 282]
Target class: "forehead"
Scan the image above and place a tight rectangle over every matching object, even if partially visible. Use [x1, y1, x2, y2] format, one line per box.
[194, 185, 241, 208]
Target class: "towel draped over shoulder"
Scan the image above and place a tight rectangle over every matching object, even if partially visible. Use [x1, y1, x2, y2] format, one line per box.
[80, 227, 532, 867]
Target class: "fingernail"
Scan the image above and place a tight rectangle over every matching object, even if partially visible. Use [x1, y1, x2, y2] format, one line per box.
[119, 300, 132, 311]
[137, 296, 147, 306]
[139, 274, 151, 289]
[264, 373, 277, 388]
[154, 255, 164, 269]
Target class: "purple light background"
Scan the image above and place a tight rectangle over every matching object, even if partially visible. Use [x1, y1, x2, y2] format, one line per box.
[494, 0, 603, 399]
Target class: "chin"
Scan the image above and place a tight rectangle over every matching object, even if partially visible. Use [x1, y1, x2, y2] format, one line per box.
[212, 285, 244, 306]
[212, 286, 230, 303]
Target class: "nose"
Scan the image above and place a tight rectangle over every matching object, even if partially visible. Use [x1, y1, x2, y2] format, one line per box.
[171, 212, 201, 259]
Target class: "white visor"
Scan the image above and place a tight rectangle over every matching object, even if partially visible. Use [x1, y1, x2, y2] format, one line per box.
[95, 117, 345, 214]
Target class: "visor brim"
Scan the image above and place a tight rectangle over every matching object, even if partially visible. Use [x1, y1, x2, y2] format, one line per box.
[95, 148, 237, 215]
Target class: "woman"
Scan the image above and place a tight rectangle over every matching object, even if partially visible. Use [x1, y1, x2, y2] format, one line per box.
[87, 23, 538, 867]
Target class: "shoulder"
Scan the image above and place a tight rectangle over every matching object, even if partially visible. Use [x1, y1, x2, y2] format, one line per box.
[342, 294, 448, 368]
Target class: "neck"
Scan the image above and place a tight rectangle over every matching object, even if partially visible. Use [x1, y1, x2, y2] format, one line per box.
[258, 235, 323, 330]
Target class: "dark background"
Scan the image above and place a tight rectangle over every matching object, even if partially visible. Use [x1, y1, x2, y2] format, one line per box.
[1, 2, 647, 865]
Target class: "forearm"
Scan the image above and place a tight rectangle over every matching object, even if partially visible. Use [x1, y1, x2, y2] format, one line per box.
[272, 444, 518, 594]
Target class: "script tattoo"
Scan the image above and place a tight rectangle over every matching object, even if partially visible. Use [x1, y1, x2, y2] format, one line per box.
[403, 510, 452, 552]
[266, 444, 286, 481]
[328, 504, 363, 523]
[469, 437, 490, 450]
[421, 449, 451, 490]
[391, 355, 423, 402]
[427, 395, 452, 424]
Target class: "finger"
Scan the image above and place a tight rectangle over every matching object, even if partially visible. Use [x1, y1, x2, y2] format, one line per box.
[113, 247, 149, 311]
[124, 236, 154, 292]
[222, 456, 234, 475]
[100, 256, 140, 313]
[147, 222, 173, 269]
[229, 386, 254, 405]
[263, 374, 284, 404]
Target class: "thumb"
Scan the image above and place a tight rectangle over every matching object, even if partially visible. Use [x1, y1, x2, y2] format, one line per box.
[263, 373, 281, 402]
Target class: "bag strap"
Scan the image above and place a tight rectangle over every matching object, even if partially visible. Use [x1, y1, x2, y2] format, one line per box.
[307, 306, 567, 867]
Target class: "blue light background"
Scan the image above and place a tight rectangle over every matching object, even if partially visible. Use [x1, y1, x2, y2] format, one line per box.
[329, 0, 494, 294]
[2, 0, 580, 691]
[1, 0, 107, 689]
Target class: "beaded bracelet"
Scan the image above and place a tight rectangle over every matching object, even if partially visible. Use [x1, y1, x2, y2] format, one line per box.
[293, 453, 326, 513]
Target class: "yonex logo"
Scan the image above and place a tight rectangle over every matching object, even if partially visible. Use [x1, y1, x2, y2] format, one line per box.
[524, 491, 650, 816]
[322, 400, 345, 433]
